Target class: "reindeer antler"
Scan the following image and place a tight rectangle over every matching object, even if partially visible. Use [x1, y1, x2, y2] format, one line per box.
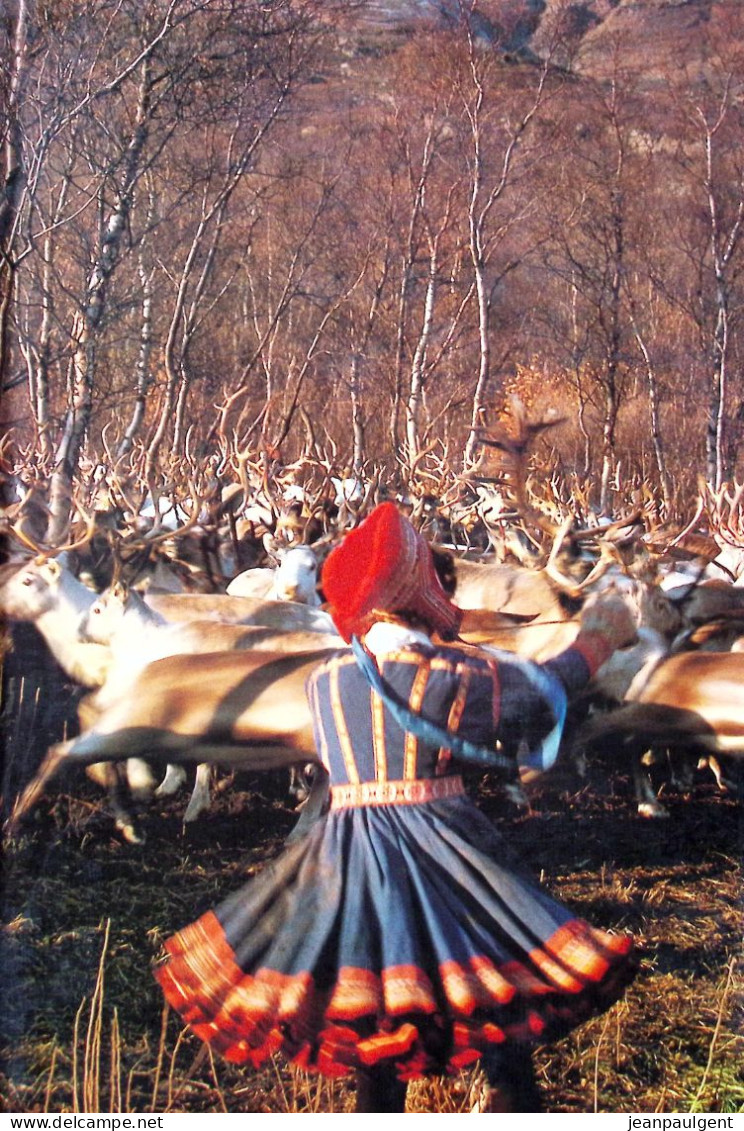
[474, 397, 567, 545]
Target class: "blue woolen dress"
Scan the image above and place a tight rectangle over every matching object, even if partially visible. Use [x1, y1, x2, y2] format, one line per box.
[155, 638, 636, 1080]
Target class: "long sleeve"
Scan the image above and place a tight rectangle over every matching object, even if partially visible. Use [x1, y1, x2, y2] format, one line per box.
[494, 630, 614, 750]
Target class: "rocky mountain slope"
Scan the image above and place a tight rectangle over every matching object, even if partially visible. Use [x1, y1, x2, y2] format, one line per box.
[332, 1, 742, 88]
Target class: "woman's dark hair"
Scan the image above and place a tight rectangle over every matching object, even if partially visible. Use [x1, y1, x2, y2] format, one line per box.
[429, 545, 457, 598]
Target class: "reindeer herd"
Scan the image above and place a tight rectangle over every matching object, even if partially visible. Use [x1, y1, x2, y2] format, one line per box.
[2, 424, 744, 848]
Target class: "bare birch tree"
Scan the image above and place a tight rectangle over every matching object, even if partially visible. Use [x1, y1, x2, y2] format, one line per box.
[458, 25, 549, 470]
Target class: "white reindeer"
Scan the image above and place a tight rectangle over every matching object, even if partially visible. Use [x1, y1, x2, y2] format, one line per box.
[226, 541, 322, 605]
[0, 557, 160, 836]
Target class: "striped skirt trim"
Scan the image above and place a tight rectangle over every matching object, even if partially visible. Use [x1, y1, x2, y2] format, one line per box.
[155, 910, 635, 1078]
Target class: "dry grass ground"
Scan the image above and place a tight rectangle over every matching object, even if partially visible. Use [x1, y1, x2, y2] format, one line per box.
[1, 628, 742, 1114]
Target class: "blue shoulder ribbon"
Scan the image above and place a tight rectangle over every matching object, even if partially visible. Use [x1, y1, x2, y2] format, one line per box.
[351, 636, 567, 776]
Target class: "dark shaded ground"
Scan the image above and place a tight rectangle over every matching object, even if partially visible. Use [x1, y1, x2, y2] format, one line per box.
[1, 625, 742, 1113]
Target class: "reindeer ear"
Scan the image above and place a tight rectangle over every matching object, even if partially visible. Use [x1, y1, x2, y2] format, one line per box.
[262, 532, 283, 562]
[112, 580, 128, 601]
[45, 558, 62, 579]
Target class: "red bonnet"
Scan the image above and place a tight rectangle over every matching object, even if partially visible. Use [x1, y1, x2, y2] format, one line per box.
[322, 502, 462, 643]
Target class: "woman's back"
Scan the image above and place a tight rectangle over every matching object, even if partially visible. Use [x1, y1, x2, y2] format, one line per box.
[307, 642, 499, 786]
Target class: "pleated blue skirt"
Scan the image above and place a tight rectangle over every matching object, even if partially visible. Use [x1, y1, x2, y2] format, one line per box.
[156, 794, 636, 1079]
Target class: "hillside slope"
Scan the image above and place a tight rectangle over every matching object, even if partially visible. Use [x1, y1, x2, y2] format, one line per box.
[332, 1, 742, 88]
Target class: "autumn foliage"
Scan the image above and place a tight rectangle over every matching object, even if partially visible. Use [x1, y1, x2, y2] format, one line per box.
[2, 0, 744, 519]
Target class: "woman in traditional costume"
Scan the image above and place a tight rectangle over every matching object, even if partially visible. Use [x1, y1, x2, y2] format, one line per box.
[155, 502, 638, 1112]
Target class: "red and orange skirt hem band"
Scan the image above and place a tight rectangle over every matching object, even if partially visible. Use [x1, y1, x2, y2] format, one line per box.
[155, 909, 635, 1079]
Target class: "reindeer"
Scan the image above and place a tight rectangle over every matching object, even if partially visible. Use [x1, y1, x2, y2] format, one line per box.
[226, 542, 323, 605]
[6, 646, 338, 844]
[0, 556, 111, 687]
[81, 582, 341, 667]
[0, 552, 165, 838]
[79, 580, 342, 823]
[145, 589, 337, 632]
[574, 650, 744, 812]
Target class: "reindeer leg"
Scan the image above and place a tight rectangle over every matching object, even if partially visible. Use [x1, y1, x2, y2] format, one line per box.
[699, 754, 740, 795]
[635, 748, 669, 819]
[183, 763, 213, 824]
[5, 742, 70, 837]
[667, 748, 695, 792]
[106, 762, 145, 845]
[125, 758, 159, 802]
[155, 763, 188, 798]
[6, 740, 145, 844]
[284, 766, 329, 845]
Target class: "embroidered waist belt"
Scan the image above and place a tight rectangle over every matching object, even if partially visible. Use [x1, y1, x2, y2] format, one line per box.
[330, 775, 465, 809]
